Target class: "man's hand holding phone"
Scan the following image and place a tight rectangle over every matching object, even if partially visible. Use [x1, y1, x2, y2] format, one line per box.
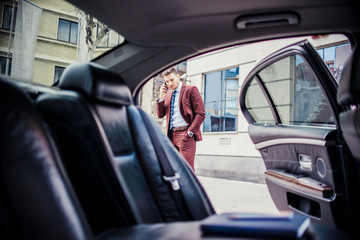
[159, 84, 168, 101]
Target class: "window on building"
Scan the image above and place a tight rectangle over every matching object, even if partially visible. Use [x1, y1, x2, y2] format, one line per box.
[57, 19, 78, 44]
[54, 66, 65, 85]
[2, 4, 17, 31]
[203, 67, 239, 132]
[0, 56, 11, 75]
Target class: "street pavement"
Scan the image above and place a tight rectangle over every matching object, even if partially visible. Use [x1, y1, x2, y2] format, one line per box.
[197, 176, 279, 214]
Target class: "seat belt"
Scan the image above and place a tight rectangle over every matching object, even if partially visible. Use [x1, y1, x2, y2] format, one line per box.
[138, 108, 193, 220]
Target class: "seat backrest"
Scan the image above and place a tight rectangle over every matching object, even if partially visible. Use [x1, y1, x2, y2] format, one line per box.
[337, 46, 360, 160]
[0, 77, 93, 240]
[36, 62, 214, 234]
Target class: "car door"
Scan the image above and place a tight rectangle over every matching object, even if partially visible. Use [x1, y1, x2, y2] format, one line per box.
[239, 40, 352, 232]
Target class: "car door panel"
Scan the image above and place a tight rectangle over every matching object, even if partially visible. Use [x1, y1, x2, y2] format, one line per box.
[249, 124, 343, 221]
[240, 40, 349, 231]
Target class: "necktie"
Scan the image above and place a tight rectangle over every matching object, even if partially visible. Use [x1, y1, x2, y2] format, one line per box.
[169, 90, 176, 129]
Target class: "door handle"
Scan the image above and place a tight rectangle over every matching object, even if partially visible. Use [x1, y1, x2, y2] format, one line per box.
[299, 154, 312, 171]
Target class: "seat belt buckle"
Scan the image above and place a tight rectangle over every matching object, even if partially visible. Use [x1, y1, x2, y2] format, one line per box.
[163, 173, 181, 191]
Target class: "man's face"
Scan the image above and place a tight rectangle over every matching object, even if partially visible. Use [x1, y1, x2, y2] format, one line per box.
[164, 73, 180, 90]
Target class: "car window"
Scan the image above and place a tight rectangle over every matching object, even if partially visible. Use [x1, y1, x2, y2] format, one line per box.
[246, 54, 334, 126]
[138, 34, 351, 214]
[244, 76, 274, 125]
[0, 0, 123, 86]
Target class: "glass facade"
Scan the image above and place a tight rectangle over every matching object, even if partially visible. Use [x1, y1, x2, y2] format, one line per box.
[204, 67, 239, 132]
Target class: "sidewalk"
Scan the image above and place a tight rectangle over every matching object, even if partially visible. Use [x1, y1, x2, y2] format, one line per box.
[198, 176, 279, 214]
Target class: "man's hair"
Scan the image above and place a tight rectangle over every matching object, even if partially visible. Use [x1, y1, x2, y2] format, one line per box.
[163, 67, 178, 77]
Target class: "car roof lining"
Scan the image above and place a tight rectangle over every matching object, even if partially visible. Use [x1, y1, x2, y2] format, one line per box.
[68, 0, 359, 48]
[65, 0, 360, 93]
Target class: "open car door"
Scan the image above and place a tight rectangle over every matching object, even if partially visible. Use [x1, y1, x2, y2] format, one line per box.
[239, 40, 355, 234]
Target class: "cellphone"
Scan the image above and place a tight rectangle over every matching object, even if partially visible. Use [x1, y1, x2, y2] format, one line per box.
[164, 83, 168, 93]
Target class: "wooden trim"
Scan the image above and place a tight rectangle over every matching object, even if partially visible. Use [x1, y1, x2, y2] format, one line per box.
[265, 169, 333, 198]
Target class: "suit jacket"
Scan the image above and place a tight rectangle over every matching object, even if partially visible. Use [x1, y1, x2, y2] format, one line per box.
[157, 84, 205, 141]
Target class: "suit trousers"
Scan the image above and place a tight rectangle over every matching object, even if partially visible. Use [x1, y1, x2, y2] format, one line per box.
[170, 130, 196, 170]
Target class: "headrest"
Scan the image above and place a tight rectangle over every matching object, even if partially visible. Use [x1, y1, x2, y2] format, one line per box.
[337, 46, 360, 105]
[59, 62, 133, 106]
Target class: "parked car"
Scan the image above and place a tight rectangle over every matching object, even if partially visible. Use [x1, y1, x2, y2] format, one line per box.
[1, 0, 360, 239]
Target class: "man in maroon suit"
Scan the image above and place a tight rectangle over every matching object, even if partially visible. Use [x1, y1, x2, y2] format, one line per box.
[157, 67, 205, 170]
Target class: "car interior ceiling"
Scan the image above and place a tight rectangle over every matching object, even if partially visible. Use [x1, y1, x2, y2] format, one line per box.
[67, 0, 360, 92]
[1, 0, 360, 240]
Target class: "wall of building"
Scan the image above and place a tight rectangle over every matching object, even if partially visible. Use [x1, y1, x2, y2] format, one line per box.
[0, 0, 122, 86]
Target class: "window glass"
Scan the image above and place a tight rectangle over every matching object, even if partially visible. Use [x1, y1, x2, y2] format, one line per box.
[54, 66, 65, 85]
[0, 56, 11, 75]
[2, 5, 16, 31]
[324, 46, 335, 62]
[258, 56, 294, 124]
[69, 21, 78, 44]
[203, 67, 239, 132]
[244, 77, 274, 124]
[58, 19, 78, 44]
[257, 54, 334, 125]
[57, 19, 70, 42]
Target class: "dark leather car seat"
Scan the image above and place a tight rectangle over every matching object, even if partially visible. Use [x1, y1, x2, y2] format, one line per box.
[0, 77, 93, 240]
[337, 46, 360, 161]
[36, 62, 214, 235]
[0, 75, 206, 240]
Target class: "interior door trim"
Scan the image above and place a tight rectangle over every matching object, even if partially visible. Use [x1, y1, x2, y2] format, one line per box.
[254, 138, 333, 150]
[265, 169, 333, 198]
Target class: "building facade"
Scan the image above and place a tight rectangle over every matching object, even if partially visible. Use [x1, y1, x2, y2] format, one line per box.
[0, 0, 123, 85]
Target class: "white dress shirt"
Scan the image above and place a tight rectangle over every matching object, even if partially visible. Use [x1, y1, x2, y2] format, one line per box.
[171, 82, 188, 128]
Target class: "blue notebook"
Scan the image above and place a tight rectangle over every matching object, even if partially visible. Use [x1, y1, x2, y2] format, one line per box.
[201, 212, 310, 239]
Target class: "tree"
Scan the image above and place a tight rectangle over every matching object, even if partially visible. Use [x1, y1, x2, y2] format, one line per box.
[77, 10, 109, 61]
